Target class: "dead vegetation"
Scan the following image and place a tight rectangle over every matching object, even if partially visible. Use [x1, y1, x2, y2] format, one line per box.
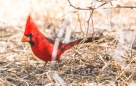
[1, 0, 136, 86]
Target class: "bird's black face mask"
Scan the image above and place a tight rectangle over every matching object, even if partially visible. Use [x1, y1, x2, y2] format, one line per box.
[26, 33, 34, 46]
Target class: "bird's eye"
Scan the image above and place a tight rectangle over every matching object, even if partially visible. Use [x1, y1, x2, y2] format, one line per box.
[27, 33, 32, 37]
[26, 33, 34, 46]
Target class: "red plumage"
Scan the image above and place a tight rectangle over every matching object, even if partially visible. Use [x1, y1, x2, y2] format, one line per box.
[22, 16, 99, 62]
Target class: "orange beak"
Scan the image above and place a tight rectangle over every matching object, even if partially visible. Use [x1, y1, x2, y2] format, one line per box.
[21, 35, 30, 42]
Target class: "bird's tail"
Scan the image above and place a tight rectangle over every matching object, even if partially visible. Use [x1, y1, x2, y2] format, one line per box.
[60, 37, 100, 52]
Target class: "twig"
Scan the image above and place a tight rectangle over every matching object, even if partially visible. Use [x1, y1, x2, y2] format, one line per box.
[114, 58, 136, 81]
[68, 0, 136, 10]
[68, 0, 94, 10]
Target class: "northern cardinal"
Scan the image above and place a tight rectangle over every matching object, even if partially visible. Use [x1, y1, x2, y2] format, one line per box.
[22, 16, 99, 62]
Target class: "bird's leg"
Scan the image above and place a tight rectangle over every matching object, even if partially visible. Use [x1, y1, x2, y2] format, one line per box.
[43, 61, 48, 68]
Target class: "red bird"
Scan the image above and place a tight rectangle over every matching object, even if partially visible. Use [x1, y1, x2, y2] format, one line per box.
[22, 16, 99, 62]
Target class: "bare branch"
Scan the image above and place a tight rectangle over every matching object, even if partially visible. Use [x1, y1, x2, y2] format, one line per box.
[68, 0, 94, 10]
[68, 0, 136, 10]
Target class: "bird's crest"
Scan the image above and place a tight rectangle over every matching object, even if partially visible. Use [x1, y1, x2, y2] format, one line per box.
[24, 15, 38, 35]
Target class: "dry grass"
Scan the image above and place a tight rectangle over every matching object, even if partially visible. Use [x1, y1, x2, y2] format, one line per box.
[1, 0, 136, 85]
